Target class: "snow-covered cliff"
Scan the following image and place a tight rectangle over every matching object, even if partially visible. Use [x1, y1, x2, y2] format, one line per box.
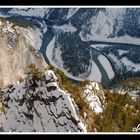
[83, 82, 105, 113]
[0, 69, 86, 132]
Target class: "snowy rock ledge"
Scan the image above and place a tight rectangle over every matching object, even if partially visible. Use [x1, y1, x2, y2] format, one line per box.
[82, 82, 105, 113]
[0, 70, 86, 132]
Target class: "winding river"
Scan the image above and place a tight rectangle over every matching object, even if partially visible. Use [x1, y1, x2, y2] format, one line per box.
[40, 27, 54, 64]
[39, 25, 112, 84]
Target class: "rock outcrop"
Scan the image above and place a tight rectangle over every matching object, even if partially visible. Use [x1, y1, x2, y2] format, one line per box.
[0, 18, 46, 88]
[82, 82, 105, 113]
[0, 70, 86, 132]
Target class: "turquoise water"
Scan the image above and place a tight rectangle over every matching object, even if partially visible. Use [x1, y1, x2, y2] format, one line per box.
[40, 27, 54, 64]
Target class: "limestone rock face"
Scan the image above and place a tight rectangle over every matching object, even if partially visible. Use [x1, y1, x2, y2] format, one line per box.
[82, 82, 105, 113]
[0, 19, 46, 88]
[0, 70, 86, 132]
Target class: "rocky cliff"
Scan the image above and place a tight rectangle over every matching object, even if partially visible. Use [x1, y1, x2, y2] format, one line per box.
[0, 18, 46, 88]
[0, 69, 86, 132]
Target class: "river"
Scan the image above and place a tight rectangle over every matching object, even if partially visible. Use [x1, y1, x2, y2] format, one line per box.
[40, 27, 54, 64]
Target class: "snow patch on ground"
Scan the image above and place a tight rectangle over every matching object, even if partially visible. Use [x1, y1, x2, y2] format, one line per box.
[89, 11, 114, 38]
[91, 44, 112, 49]
[8, 8, 49, 18]
[118, 50, 129, 56]
[87, 61, 102, 82]
[98, 55, 114, 79]
[108, 53, 140, 72]
[91, 82, 100, 91]
[83, 82, 105, 113]
[121, 57, 140, 72]
[105, 8, 125, 34]
[53, 23, 77, 33]
[45, 70, 58, 81]
[66, 8, 79, 19]
[86, 34, 140, 46]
